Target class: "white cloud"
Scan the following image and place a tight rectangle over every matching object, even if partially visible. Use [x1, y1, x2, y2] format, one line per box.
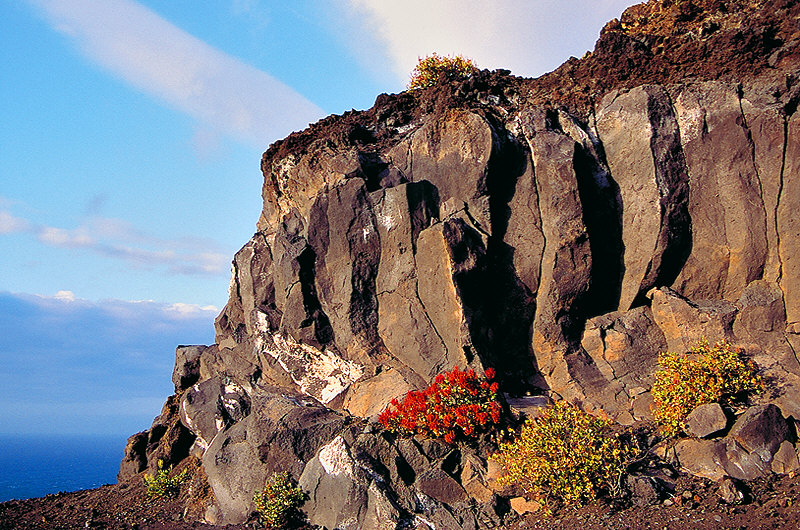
[38, 226, 94, 247]
[1, 206, 229, 277]
[163, 302, 220, 320]
[0, 211, 30, 234]
[23, 290, 218, 327]
[53, 290, 77, 302]
[28, 0, 325, 147]
[346, 0, 636, 81]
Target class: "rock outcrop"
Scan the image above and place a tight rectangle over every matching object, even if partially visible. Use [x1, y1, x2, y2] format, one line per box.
[121, 0, 800, 526]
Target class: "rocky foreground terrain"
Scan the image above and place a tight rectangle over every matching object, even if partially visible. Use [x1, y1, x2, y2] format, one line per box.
[4, 0, 800, 528]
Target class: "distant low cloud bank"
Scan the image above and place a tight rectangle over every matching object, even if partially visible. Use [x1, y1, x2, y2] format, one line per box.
[0, 290, 217, 435]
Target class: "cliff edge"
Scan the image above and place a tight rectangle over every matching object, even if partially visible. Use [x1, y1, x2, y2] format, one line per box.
[111, 0, 800, 527]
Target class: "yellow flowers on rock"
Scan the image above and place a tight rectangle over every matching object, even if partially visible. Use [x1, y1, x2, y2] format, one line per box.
[491, 402, 634, 509]
[408, 53, 478, 89]
[253, 471, 306, 528]
[143, 459, 189, 499]
[651, 339, 763, 436]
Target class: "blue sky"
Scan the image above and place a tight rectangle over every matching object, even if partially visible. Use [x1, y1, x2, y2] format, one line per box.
[1, 0, 635, 436]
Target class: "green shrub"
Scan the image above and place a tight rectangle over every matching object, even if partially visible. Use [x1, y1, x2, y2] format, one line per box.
[651, 339, 763, 436]
[379, 366, 502, 444]
[253, 471, 306, 528]
[143, 459, 189, 498]
[408, 53, 478, 89]
[491, 402, 633, 508]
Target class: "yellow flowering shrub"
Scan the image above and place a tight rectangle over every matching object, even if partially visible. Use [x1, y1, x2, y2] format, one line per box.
[408, 53, 478, 89]
[491, 402, 633, 508]
[253, 471, 306, 528]
[651, 339, 763, 436]
[143, 459, 189, 498]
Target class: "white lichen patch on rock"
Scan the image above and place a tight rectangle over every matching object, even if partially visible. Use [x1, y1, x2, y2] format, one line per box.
[376, 191, 401, 231]
[318, 435, 356, 477]
[257, 322, 364, 403]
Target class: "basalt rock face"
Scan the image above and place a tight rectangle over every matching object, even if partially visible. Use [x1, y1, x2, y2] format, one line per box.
[213, 79, 800, 424]
[123, 0, 800, 526]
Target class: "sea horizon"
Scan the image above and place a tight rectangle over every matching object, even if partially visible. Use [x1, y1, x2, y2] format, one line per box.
[0, 433, 127, 503]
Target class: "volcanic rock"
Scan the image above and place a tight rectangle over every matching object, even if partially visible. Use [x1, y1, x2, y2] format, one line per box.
[117, 0, 800, 525]
[684, 403, 728, 438]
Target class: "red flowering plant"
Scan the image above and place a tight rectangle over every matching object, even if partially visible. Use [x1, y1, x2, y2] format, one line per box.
[379, 366, 503, 444]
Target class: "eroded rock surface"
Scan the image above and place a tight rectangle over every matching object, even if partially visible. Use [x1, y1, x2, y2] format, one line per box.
[121, 0, 800, 525]
[208, 71, 800, 426]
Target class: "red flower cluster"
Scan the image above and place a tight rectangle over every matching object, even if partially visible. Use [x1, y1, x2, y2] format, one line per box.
[379, 366, 502, 444]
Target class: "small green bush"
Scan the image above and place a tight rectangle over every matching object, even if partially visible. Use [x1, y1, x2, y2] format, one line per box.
[253, 471, 306, 528]
[651, 339, 763, 436]
[408, 53, 478, 89]
[491, 402, 633, 508]
[143, 459, 189, 498]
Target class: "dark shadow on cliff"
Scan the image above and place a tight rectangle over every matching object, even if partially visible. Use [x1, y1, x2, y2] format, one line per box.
[481, 118, 542, 393]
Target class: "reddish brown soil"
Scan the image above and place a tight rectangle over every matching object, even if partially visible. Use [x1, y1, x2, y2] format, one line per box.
[1, 469, 798, 529]
[510, 472, 800, 529]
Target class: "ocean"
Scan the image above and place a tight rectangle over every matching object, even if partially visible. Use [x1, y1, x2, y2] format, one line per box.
[0, 434, 127, 502]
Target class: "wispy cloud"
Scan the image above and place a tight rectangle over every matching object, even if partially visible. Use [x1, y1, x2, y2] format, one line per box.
[28, 290, 219, 320]
[347, 0, 636, 81]
[27, 0, 325, 147]
[0, 211, 30, 234]
[1, 205, 229, 276]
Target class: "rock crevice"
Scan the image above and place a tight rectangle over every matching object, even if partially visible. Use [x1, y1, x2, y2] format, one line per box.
[121, 1, 800, 526]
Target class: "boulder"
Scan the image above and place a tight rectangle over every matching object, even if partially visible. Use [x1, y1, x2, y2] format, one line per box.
[727, 404, 790, 462]
[718, 477, 746, 505]
[179, 377, 251, 455]
[673, 438, 728, 481]
[460, 455, 493, 504]
[684, 403, 728, 438]
[577, 306, 666, 421]
[343, 367, 414, 419]
[771, 441, 800, 474]
[649, 288, 736, 354]
[201, 389, 354, 525]
[417, 467, 468, 506]
[674, 405, 792, 482]
[298, 435, 400, 530]
[626, 474, 670, 507]
[722, 438, 772, 480]
[509, 497, 541, 515]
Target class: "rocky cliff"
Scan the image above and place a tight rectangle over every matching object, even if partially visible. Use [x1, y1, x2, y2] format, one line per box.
[119, 1, 800, 527]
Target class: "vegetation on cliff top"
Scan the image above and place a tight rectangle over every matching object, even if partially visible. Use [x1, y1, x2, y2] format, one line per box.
[408, 53, 478, 89]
